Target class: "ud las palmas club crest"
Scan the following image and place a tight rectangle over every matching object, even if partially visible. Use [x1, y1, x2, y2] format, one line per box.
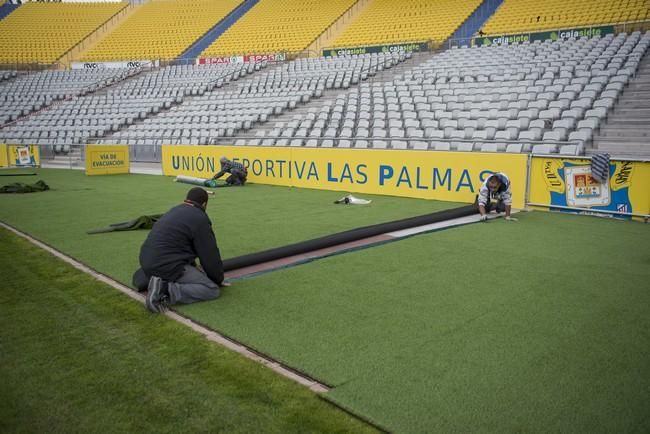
[15, 145, 35, 166]
[565, 165, 610, 207]
[543, 159, 633, 216]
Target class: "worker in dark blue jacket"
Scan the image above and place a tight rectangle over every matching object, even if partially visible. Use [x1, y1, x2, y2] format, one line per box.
[212, 156, 247, 186]
[138, 187, 228, 313]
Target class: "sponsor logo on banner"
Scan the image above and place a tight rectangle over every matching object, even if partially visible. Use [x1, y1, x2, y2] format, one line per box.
[324, 42, 428, 57]
[476, 34, 531, 46]
[197, 56, 244, 65]
[85, 145, 130, 175]
[161, 145, 527, 207]
[472, 25, 614, 47]
[7, 144, 40, 167]
[197, 53, 285, 65]
[243, 53, 286, 62]
[71, 60, 159, 69]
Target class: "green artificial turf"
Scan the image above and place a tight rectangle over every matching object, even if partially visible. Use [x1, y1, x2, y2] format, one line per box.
[2, 169, 649, 433]
[0, 169, 460, 286]
[0, 227, 378, 434]
[178, 211, 650, 433]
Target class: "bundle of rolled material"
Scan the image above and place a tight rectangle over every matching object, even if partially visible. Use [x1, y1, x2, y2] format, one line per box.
[174, 175, 218, 188]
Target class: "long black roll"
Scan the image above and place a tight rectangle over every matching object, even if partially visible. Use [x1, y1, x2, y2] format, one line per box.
[0, 173, 37, 176]
[223, 203, 477, 271]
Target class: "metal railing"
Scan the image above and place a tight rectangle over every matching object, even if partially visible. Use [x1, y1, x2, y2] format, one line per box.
[10, 135, 590, 164]
[57, 1, 133, 67]
[305, 0, 373, 54]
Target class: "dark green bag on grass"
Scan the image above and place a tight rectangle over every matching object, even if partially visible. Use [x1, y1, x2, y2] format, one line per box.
[87, 214, 163, 234]
[0, 180, 49, 193]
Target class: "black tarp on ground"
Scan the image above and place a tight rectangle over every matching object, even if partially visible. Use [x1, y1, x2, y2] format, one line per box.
[0, 180, 49, 193]
[87, 214, 163, 234]
[222, 204, 477, 272]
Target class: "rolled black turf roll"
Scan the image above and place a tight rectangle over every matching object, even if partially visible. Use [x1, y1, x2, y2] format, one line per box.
[223, 203, 477, 271]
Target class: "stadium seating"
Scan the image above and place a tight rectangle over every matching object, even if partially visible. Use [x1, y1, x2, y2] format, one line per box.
[82, 0, 241, 62]
[247, 31, 649, 154]
[0, 52, 404, 147]
[331, 0, 482, 48]
[1, 23, 649, 158]
[0, 2, 127, 64]
[0, 68, 133, 126]
[201, 0, 357, 56]
[482, 0, 650, 35]
[0, 63, 253, 149]
[0, 70, 16, 84]
[104, 52, 405, 146]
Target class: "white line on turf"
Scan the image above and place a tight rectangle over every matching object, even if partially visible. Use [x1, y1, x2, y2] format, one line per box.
[387, 210, 521, 238]
[0, 221, 329, 393]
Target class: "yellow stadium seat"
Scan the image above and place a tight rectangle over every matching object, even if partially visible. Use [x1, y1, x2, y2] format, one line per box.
[201, 0, 357, 57]
[331, 0, 482, 48]
[82, 0, 241, 62]
[0, 2, 127, 64]
[482, 0, 648, 35]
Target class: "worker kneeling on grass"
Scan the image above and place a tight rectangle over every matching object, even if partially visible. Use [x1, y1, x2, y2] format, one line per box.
[212, 156, 247, 186]
[477, 172, 517, 222]
[135, 187, 229, 313]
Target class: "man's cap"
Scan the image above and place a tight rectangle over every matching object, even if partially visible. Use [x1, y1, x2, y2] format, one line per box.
[186, 187, 209, 204]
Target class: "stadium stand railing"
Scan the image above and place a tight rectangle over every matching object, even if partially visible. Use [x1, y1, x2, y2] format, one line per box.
[60, 3, 138, 67]
[304, 0, 372, 55]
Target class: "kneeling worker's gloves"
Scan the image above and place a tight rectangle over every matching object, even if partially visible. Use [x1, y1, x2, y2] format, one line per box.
[505, 216, 518, 222]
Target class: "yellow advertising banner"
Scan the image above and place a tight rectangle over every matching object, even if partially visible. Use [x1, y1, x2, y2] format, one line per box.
[0, 144, 7, 167]
[6, 144, 40, 167]
[85, 145, 130, 175]
[529, 156, 650, 218]
[162, 145, 528, 208]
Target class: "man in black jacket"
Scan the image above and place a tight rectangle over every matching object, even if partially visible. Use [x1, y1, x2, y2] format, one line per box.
[138, 187, 227, 313]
